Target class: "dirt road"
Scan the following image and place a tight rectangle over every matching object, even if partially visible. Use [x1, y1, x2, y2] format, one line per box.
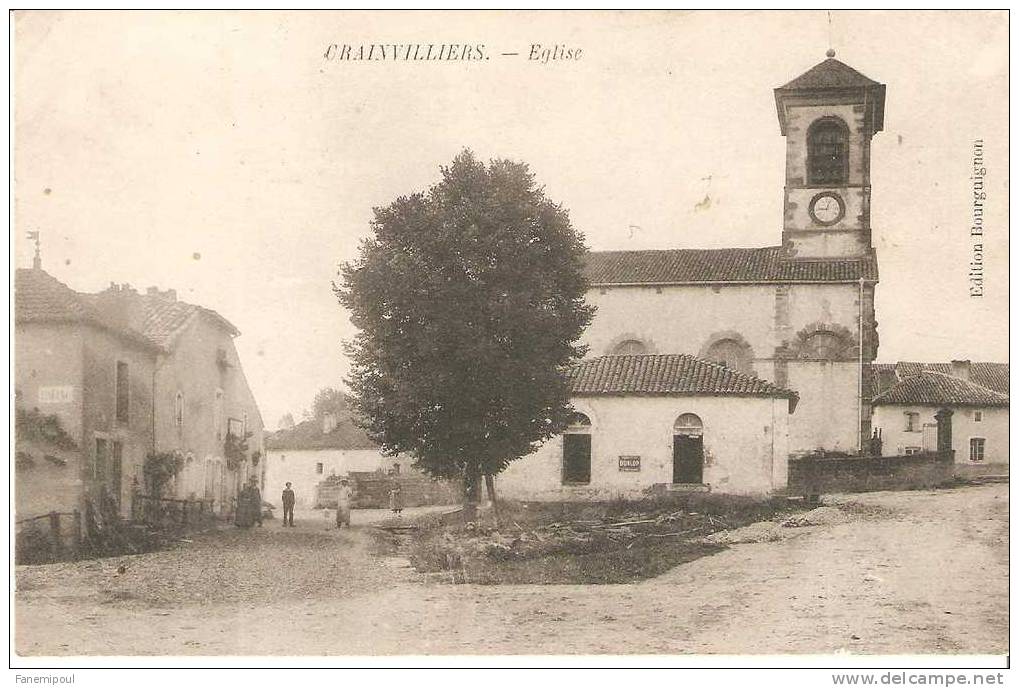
[15, 484, 1008, 656]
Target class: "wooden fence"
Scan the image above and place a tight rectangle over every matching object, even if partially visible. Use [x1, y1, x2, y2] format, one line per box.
[131, 494, 216, 529]
[15, 510, 82, 564]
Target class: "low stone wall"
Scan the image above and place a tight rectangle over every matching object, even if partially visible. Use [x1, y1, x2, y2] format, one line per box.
[317, 471, 460, 509]
[787, 451, 955, 497]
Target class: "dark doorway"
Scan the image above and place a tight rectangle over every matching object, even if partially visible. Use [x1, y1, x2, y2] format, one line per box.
[673, 434, 704, 484]
[563, 433, 592, 484]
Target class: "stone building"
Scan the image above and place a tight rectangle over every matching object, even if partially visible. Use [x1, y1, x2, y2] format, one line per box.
[89, 283, 266, 510]
[14, 266, 265, 519]
[15, 268, 159, 519]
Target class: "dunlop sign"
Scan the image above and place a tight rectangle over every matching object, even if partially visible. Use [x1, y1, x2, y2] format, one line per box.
[618, 455, 641, 472]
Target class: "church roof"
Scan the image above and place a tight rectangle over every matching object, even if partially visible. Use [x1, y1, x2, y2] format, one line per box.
[777, 57, 881, 91]
[871, 371, 1009, 408]
[584, 246, 878, 286]
[570, 354, 798, 408]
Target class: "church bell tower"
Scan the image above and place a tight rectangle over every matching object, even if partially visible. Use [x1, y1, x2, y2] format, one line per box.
[774, 51, 886, 259]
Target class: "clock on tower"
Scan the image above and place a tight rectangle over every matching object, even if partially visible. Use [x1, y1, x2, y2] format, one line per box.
[774, 50, 886, 259]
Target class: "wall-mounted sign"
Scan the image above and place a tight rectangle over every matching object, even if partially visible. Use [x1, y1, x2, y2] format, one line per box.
[618, 455, 641, 472]
[38, 386, 74, 404]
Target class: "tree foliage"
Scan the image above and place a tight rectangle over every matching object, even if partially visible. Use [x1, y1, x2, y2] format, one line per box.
[144, 451, 183, 497]
[336, 150, 594, 486]
[310, 387, 349, 419]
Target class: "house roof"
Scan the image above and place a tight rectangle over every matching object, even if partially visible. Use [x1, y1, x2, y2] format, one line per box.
[871, 371, 1009, 408]
[583, 246, 878, 286]
[15, 268, 160, 351]
[777, 57, 881, 91]
[139, 297, 240, 347]
[569, 354, 798, 408]
[870, 361, 1009, 398]
[266, 416, 379, 452]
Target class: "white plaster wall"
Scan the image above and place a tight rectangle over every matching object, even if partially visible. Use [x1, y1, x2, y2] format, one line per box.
[496, 395, 791, 500]
[264, 448, 408, 507]
[872, 405, 1009, 465]
[582, 283, 864, 455]
[785, 361, 862, 454]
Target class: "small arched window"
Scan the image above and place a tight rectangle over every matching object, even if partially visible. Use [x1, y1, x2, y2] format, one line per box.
[807, 117, 849, 185]
[567, 412, 592, 430]
[174, 392, 185, 427]
[613, 339, 649, 356]
[705, 338, 752, 373]
[674, 413, 703, 437]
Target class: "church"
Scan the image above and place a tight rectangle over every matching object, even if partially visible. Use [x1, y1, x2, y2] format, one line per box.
[498, 52, 885, 500]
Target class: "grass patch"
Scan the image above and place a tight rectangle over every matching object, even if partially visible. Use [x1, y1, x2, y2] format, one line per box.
[374, 493, 809, 585]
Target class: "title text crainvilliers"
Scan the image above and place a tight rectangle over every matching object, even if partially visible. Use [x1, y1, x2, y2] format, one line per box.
[969, 140, 986, 297]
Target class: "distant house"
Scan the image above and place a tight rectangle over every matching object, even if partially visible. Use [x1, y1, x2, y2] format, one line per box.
[264, 413, 407, 508]
[14, 266, 265, 520]
[870, 360, 1008, 466]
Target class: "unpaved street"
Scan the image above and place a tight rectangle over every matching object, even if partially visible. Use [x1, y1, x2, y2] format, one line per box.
[16, 484, 1008, 656]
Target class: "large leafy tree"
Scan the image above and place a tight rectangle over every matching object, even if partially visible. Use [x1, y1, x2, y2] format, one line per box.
[337, 150, 594, 517]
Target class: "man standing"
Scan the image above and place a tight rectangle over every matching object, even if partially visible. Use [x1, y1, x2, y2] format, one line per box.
[335, 478, 353, 529]
[281, 482, 296, 527]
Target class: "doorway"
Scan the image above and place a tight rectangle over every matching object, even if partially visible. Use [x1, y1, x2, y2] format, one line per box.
[673, 413, 704, 484]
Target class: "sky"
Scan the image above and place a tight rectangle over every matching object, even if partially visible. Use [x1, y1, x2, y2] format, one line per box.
[13, 10, 1009, 428]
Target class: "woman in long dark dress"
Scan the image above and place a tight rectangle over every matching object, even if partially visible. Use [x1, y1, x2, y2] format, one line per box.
[234, 482, 256, 528]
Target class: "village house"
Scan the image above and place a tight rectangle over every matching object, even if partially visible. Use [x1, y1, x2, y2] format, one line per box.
[870, 360, 1009, 467]
[499, 53, 887, 500]
[14, 262, 265, 521]
[89, 282, 266, 510]
[15, 267, 159, 520]
[264, 412, 409, 508]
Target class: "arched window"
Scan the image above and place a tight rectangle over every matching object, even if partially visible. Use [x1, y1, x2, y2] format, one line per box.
[674, 413, 703, 437]
[807, 117, 849, 185]
[803, 331, 846, 360]
[612, 339, 649, 356]
[174, 392, 185, 427]
[704, 338, 752, 373]
[563, 412, 592, 484]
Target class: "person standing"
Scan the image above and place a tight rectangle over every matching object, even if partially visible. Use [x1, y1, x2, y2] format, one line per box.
[281, 482, 296, 527]
[335, 478, 353, 529]
[388, 483, 403, 517]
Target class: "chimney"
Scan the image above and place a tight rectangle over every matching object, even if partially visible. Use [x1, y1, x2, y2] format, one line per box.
[950, 360, 971, 381]
[146, 286, 178, 301]
[322, 412, 338, 434]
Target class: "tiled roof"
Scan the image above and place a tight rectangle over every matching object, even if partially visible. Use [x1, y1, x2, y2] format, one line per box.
[266, 416, 378, 452]
[871, 371, 1009, 407]
[584, 247, 878, 285]
[138, 298, 239, 347]
[15, 269, 159, 350]
[570, 354, 798, 404]
[870, 362, 1009, 398]
[16, 268, 239, 350]
[778, 58, 881, 91]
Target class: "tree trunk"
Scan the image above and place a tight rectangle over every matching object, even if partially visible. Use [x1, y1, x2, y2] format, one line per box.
[462, 463, 481, 524]
[484, 474, 499, 526]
